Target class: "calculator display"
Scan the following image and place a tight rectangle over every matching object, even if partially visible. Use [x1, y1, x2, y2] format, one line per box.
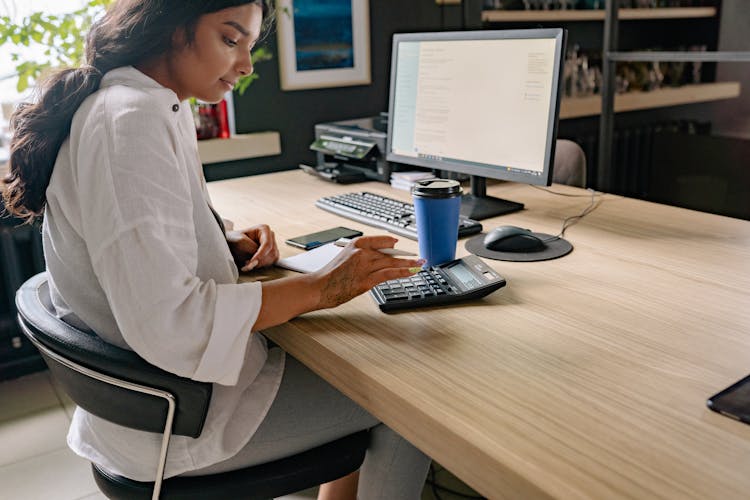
[445, 262, 481, 289]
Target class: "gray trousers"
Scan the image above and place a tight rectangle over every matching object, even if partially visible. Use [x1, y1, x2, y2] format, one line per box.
[184, 353, 431, 500]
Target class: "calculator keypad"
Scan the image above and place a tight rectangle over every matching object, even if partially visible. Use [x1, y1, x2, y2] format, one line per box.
[370, 255, 506, 312]
[377, 269, 451, 303]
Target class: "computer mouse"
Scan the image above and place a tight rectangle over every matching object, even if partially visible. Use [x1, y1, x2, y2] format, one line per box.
[483, 226, 546, 253]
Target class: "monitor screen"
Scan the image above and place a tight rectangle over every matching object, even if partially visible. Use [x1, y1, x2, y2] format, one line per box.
[386, 29, 566, 220]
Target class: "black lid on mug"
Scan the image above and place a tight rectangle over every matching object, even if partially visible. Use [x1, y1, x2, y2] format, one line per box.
[411, 179, 463, 199]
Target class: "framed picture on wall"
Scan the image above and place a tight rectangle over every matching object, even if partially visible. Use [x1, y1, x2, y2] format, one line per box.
[276, 0, 371, 91]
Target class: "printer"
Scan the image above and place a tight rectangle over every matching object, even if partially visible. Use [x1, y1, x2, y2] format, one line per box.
[304, 115, 392, 183]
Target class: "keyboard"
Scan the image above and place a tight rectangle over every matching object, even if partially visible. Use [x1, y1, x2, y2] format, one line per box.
[315, 191, 482, 241]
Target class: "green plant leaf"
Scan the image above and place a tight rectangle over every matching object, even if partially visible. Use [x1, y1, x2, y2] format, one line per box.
[1, 0, 265, 96]
[234, 47, 274, 96]
[235, 74, 260, 96]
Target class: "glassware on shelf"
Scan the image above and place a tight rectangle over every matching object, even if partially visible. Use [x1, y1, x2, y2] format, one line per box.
[563, 51, 576, 97]
[563, 45, 602, 98]
[688, 44, 707, 84]
[661, 58, 687, 87]
[523, 0, 569, 10]
[615, 74, 630, 94]
[577, 0, 602, 9]
[620, 62, 652, 91]
[648, 61, 665, 90]
[484, 0, 525, 8]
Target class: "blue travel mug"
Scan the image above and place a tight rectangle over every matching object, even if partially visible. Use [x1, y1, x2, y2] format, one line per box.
[412, 179, 463, 268]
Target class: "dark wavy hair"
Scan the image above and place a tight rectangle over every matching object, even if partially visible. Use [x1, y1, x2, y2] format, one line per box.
[3, 0, 272, 223]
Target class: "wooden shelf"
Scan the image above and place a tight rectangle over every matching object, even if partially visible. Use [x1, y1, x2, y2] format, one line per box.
[198, 131, 281, 164]
[482, 7, 717, 23]
[560, 81, 740, 119]
[0, 134, 282, 171]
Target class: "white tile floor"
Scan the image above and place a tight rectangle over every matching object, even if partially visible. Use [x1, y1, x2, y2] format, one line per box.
[0, 370, 318, 500]
[0, 370, 480, 500]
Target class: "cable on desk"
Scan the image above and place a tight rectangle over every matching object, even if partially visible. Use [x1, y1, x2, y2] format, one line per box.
[531, 184, 604, 198]
[530, 187, 603, 244]
[557, 188, 601, 238]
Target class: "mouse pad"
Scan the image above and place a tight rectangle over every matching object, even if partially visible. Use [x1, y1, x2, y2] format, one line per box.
[465, 232, 573, 262]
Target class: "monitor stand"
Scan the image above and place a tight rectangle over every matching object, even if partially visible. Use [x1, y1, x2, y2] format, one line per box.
[459, 176, 524, 220]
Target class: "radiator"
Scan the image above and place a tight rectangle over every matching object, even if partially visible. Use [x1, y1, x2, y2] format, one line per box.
[568, 119, 710, 197]
[0, 214, 46, 380]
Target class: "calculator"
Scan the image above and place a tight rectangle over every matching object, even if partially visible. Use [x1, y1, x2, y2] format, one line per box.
[370, 255, 506, 312]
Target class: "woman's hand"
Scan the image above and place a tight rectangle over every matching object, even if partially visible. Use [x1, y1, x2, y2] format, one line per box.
[251, 235, 424, 331]
[226, 224, 279, 271]
[313, 235, 424, 309]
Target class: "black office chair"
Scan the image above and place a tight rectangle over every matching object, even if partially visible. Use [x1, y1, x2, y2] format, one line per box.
[16, 272, 368, 500]
[553, 139, 587, 188]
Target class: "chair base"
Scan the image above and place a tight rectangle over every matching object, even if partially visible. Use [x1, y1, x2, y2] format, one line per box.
[92, 430, 369, 500]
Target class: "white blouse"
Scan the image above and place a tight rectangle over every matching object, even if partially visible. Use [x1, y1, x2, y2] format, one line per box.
[42, 66, 285, 481]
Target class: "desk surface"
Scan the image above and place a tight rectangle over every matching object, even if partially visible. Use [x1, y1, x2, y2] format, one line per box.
[208, 170, 750, 500]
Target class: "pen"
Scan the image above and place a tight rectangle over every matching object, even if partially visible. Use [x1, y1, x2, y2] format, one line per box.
[334, 237, 417, 256]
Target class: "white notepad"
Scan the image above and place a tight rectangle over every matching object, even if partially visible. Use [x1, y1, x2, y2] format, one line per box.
[275, 242, 343, 274]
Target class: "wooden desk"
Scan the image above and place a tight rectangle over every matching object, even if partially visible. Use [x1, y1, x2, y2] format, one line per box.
[208, 170, 750, 500]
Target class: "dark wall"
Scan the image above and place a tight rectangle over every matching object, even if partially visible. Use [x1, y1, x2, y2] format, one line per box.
[205, 0, 466, 181]
[648, 132, 750, 219]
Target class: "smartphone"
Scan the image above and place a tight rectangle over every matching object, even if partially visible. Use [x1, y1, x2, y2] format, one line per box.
[707, 373, 750, 425]
[285, 226, 363, 250]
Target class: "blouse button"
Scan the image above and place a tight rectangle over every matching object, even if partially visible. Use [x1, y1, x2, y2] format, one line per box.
[172, 104, 179, 112]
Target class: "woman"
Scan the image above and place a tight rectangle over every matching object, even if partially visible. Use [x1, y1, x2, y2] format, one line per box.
[2, 1, 431, 498]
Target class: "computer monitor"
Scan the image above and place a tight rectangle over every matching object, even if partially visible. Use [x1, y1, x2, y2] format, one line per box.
[386, 28, 567, 220]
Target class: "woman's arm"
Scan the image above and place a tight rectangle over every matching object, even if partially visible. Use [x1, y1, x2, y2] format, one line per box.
[252, 235, 423, 331]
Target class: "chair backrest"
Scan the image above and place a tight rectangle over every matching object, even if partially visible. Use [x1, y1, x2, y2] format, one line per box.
[553, 139, 587, 188]
[15, 273, 212, 438]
